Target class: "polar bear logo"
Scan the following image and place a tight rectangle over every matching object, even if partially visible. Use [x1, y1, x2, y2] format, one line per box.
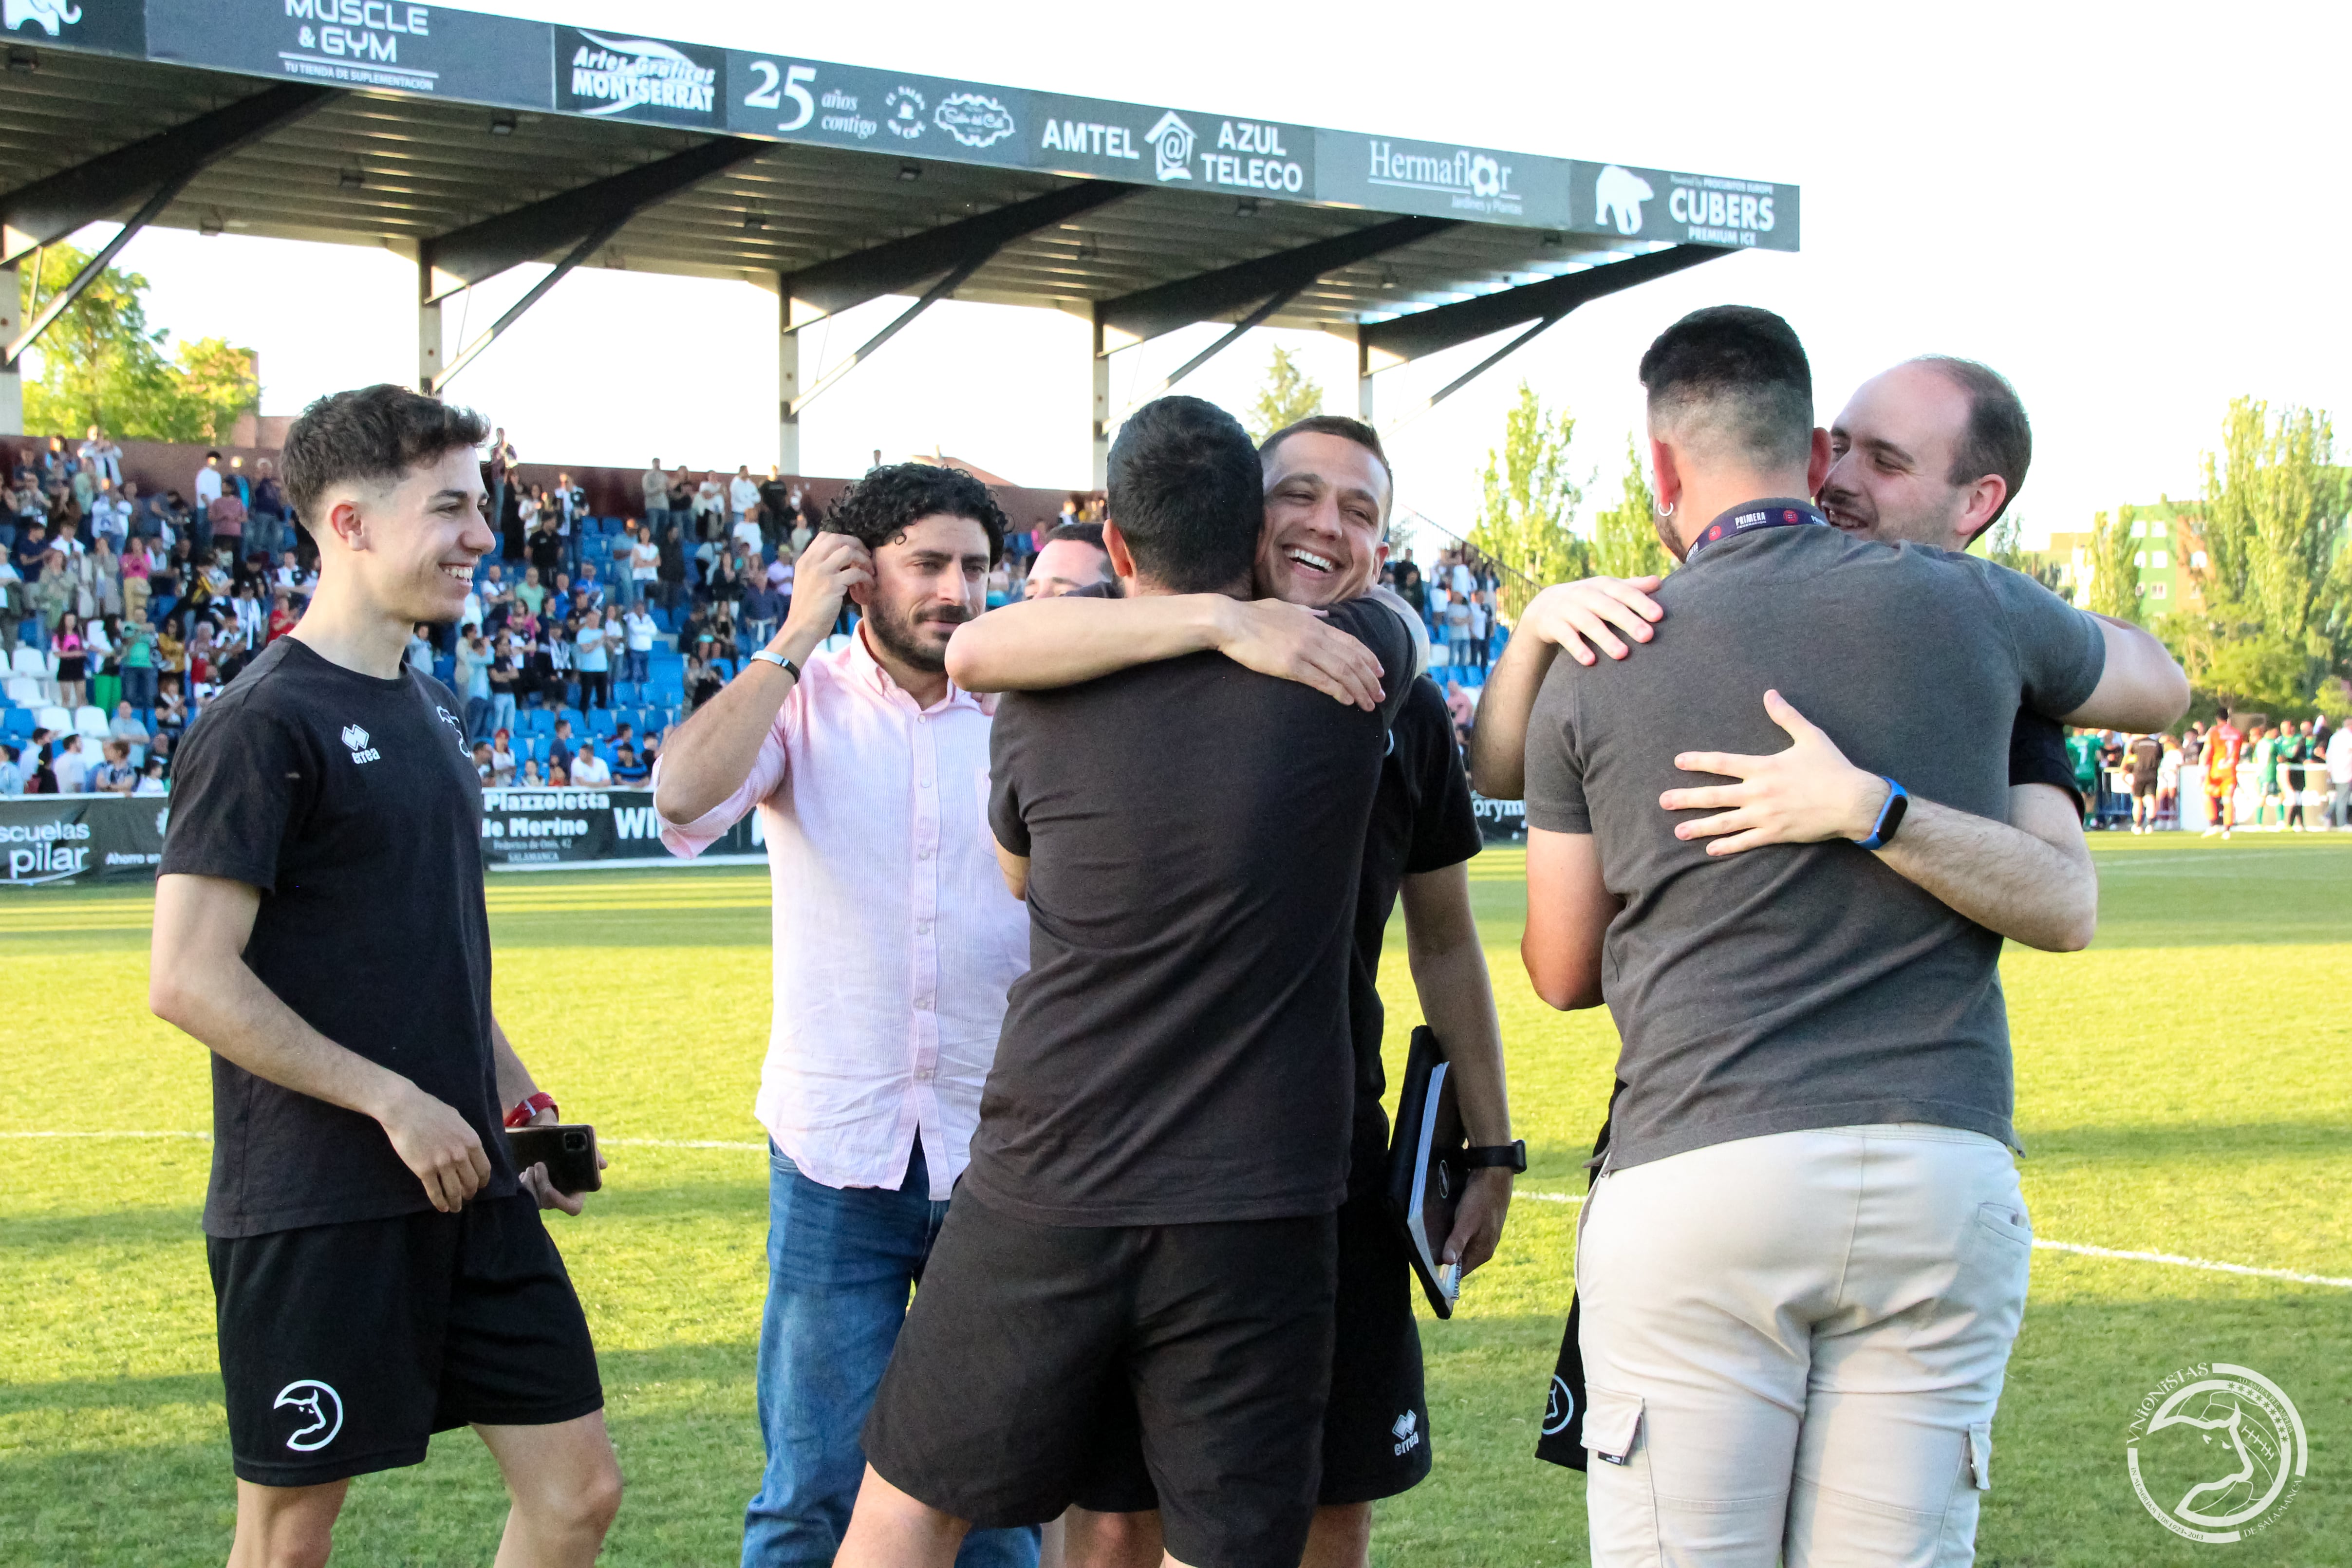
[1594, 164, 1652, 236]
[5, 0, 84, 35]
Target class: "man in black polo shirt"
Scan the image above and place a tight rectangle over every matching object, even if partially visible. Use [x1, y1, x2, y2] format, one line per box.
[1514, 308, 2184, 1565]
[945, 414, 1515, 1568]
[149, 385, 618, 1568]
[835, 397, 1415, 1568]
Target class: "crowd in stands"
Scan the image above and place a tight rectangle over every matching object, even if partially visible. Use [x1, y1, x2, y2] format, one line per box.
[4, 424, 1533, 797]
[2081, 714, 2352, 834]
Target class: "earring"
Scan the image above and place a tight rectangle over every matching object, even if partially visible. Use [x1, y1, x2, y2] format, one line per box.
[1656, 500, 1674, 520]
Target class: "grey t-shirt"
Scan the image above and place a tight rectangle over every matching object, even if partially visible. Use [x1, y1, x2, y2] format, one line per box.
[1524, 523, 2105, 1169]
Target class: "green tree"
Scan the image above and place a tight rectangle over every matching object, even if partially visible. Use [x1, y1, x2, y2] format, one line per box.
[2157, 398, 2352, 711]
[18, 244, 259, 442]
[1975, 511, 2065, 594]
[1245, 345, 1322, 442]
[1468, 382, 1588, 620]
[1588, 436, 1671, 580]
[2086, 505, 2144, 622]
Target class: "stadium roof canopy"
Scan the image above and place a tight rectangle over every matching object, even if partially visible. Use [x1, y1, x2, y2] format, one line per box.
[0, 0, 1798, 477]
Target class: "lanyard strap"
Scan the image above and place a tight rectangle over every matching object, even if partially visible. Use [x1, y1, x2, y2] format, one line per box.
[1686, 498, 1830, 561]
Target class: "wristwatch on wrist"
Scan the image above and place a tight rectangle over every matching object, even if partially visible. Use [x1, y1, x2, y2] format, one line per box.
[1462, 1139, 1527, 1174]
[748, 649, 800, 681]
[1856, 777, 1909, 851]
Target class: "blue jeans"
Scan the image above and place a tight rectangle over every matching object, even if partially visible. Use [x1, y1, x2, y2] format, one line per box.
[745, 1143, 1039, 1568]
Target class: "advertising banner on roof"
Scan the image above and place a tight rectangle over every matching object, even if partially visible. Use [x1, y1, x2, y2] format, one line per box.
[147, 0, 552, 108]
[556, 24, 722, 130]
[1314, 130, 1572, 227]
[1568, 161, 1799, 252]
[1, 0, 145, 58]
[723, 50, 1029, 169]
[1030, 93, 1312, 198]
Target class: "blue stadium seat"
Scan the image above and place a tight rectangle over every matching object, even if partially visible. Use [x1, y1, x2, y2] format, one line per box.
[433, 655, 455, 686]
[587, 709, 617, 738]
[1, 709, 33, 742]
[520, 709, 553, 739]
[558, 706, 586, 731]
[611, 680, 637, 706]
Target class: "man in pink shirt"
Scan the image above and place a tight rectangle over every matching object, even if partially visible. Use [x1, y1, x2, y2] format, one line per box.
[652, 464, 1036, 1568]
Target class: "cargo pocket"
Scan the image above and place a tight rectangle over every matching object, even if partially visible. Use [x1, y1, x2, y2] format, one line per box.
[1585, 1384, 1644, 1467]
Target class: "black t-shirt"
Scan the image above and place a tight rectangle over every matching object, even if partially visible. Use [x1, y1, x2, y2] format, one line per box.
[2008, 708, 2081, 810]
[970, 597, 1415, 1227]
[1344, 675, 1483, 1198]
[161, 636, 515, 1237]
[2129, 735, 2165, 786]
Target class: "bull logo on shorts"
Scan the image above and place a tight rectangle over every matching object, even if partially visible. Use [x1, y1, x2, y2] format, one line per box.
[274, 1379, 345, 1451]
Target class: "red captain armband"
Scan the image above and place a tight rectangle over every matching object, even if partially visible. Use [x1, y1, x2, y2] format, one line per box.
[504, 1091, 559, 1128]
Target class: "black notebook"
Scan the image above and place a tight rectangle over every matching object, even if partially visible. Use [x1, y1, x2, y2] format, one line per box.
[1385, 1026, 1466, 1318]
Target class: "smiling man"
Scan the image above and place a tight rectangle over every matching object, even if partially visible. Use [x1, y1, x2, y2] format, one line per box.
[946, 415, 1514, 1568]
[652, 464, 1039, 1568]
[1022, 521, 1121, 599]
[149, 384, 619, 1568]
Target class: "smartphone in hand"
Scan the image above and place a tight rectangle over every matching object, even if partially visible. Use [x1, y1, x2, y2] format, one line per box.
[504, 1124, 603, 1195]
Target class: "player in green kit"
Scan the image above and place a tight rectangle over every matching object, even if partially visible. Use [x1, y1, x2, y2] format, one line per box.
[2251, 725, 2280, 828]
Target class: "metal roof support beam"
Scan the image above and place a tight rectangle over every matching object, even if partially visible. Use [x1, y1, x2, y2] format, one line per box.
[1359, 243, 1730, 368]
[0, 262, 19, 436]
[784, 181, 1138, 328]
[422, 138, 768, 303]
[1098, 216, 1458, 347]
[429, 211, 632, 393]
[788, 249, 990, 418]
[0, 84, 336, 267]
[6, 173, 201, 368]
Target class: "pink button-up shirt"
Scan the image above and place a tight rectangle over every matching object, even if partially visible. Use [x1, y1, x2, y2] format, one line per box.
[654, 631, 1029, 1197]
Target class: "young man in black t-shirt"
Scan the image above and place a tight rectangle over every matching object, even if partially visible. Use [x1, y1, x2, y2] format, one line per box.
[150, 385, 618, 1568]
[945, 417, 1516, 1568]
[836, 399, 1417, 1568]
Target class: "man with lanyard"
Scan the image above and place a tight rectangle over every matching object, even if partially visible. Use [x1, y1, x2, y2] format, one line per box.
[1508, 307, 2181, 1565]
[2202, 707, 2244, 836]
[652, 464, 1038, 1568]
[148, 384, 618, 1567]
[944, 414, 1515, 1568]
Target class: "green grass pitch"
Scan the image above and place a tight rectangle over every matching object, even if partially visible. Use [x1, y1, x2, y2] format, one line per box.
[2, 836, 2346, 1565]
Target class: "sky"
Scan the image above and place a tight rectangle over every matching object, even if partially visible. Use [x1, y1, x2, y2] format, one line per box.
[42, 0, 2352, 551]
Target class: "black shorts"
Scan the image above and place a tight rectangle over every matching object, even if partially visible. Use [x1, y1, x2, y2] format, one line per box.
[208, 1195, 602, 1487]
[2132, 776, 2159, 799]
[864, 1193, 1338, 1568]
[1069, 1189, 1431, 1512]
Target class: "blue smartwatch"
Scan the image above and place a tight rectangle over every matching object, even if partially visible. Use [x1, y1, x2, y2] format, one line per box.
[1856, 777, 1909, 850]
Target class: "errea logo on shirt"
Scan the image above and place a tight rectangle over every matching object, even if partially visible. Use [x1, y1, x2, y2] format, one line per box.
[340, 724, 381, 765]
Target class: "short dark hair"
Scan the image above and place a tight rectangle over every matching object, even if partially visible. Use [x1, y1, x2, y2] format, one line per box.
[1912, 356, 2032, 532]
[822, 462, 1007, 563]
[1638, 306, 1814, 471]
[1106, 396, 1260, 594]
[281, 385, 489, 520]
[1042, 521, 1108, 553]
[1258, 414, 1394, 492]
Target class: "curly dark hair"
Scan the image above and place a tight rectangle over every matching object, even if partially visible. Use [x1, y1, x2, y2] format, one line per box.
[821, 462, 1008, 563]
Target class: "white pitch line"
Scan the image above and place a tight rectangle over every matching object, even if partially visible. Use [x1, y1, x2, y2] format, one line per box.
[6, 1135, 2347, 1291]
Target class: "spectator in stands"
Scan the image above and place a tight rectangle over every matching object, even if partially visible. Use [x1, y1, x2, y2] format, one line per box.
[53, 731, 91, 793]
[548, 760, 571, 787]
[472, 739, 496, 785]
[154, 675, 188, 752]
[666, 466, 694, 539]
[684, 642, 723, 711]
[788, 501, 815, 561]
[192, 451, 224, 560]
[549, 718, 577, 780]
[739, 574, 784, 650]
[609, 720, 637, 759]
[0, 742, 21, 797]
[612, 741, 648, 784]
[121, 537, 155, 625]
[626, 523, 660, 608]
[55, 611, 89, 709]
[571, 737, 613, 787]
[575, 609, 614, 710]
[1022, 521, 1119, 599]
[489, 728, 518, 785]
[456, 624, 493, 738]
[694, 471, 726, 541]
[110, 698, 150, 751]
[519, 757, 545, 787]
[527, 507, 563, 580]
[643, 457, 671, 536]
[730, 465, 761, 527]
[486, 635, 521, 735]
[206, 481, 247, 562]
[92, 738, 137, 794]
[89, 476, 130, 552]
[621, 601, 657, 684]
[514, 563, 547, 619]
[637, 731, 661, 776]
[134, 756, 167, 794]
[267, 590, 298, 643]
[577, 560, 607, 612]
[10, 517, 47, 578]
[249, 459, 289, 560]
